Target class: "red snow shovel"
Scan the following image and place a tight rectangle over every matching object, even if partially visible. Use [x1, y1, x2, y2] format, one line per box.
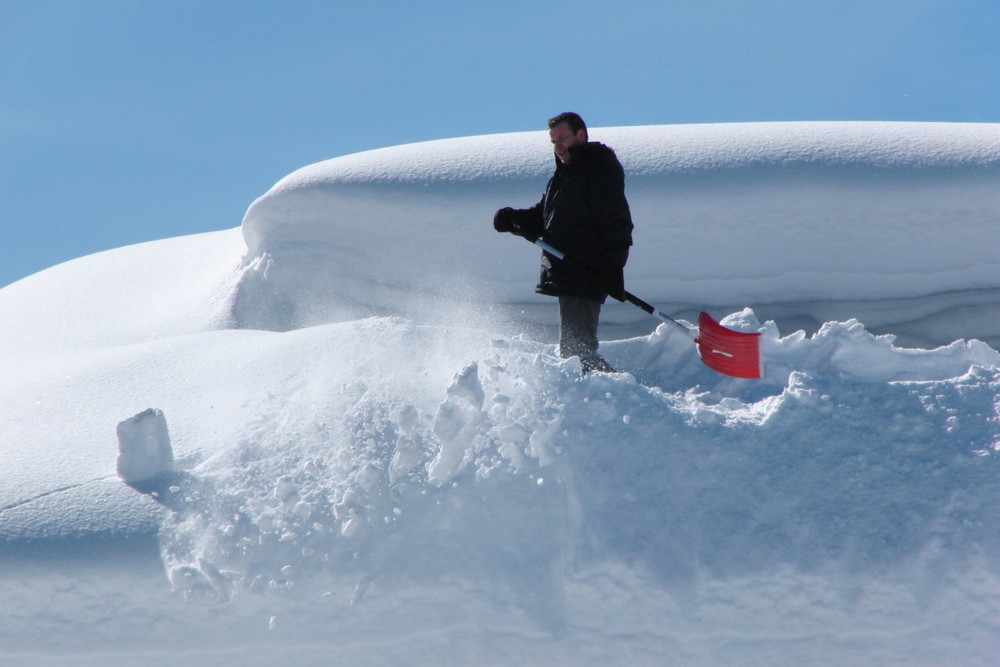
[532, 238, 763, 379]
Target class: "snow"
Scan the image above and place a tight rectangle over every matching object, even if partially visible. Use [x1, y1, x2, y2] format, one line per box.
[2, 122, 1000, 665]
[238, 121, 1000, 346]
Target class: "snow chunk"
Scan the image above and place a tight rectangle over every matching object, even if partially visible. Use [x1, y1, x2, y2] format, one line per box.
[427, 363, 488, 485]
[115, 408, 174, 485]
[446, 362, 486, 410]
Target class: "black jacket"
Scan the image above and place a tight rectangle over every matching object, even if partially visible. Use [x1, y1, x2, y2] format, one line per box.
[506, 142, 633, 302]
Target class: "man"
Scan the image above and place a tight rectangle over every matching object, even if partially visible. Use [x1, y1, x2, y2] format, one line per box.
[493, 112, 633, 373]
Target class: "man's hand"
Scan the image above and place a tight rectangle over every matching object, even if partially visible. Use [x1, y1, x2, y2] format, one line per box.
[493, 207, 516, 233]
[493, 207, 539, 242]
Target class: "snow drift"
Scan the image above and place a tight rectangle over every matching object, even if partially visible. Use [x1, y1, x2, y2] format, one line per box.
[2, 122, 1000, 665]
[237, 121, 1000, 347]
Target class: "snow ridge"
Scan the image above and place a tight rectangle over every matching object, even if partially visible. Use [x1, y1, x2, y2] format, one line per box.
[237, 122, 1000, 346]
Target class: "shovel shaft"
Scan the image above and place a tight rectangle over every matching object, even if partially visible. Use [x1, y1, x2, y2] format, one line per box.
[533, 238, 695, 339]
[623, 292, 698, 340]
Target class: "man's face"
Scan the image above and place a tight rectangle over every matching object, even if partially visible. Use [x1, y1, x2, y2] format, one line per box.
[549, 122, 586, 164]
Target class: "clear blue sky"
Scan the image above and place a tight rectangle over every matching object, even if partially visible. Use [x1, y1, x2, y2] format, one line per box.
[2, 0, 998, 287]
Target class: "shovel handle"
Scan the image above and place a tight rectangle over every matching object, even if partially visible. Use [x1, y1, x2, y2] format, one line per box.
[533, 238, 696, 340]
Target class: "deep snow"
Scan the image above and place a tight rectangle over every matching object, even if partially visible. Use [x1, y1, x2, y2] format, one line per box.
[238, 121, 1000, 346]
[2, 122, 1000, 665]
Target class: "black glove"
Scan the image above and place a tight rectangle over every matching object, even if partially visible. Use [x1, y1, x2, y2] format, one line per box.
[603, 265, 626, 301]
[493, 207, 540, 242]
[493, 207, 516, 233]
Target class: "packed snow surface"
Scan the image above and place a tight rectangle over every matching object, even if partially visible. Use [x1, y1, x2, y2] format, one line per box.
[2, 122, 1000, 665]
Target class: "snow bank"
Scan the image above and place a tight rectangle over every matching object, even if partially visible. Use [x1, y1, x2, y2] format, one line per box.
[0, 229, 244, 351]
[238, 122, 1000, 346]
[8, 314, 995, 664]
[6, 311, 998, 664]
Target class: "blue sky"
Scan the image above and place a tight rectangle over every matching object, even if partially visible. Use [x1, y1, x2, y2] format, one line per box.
[2, 0, 998, 287]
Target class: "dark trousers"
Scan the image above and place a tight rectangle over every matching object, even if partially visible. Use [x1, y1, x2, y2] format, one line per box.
[558, 296, 614, 373]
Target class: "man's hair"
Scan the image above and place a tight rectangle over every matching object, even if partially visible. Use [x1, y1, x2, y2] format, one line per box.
[548, 112, 588, 139]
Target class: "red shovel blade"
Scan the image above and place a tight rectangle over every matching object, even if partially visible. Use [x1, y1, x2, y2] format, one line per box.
[696, 312, 763, 379]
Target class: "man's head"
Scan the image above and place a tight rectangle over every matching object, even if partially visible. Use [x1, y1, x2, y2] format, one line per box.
[548, 112, 588, 164]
